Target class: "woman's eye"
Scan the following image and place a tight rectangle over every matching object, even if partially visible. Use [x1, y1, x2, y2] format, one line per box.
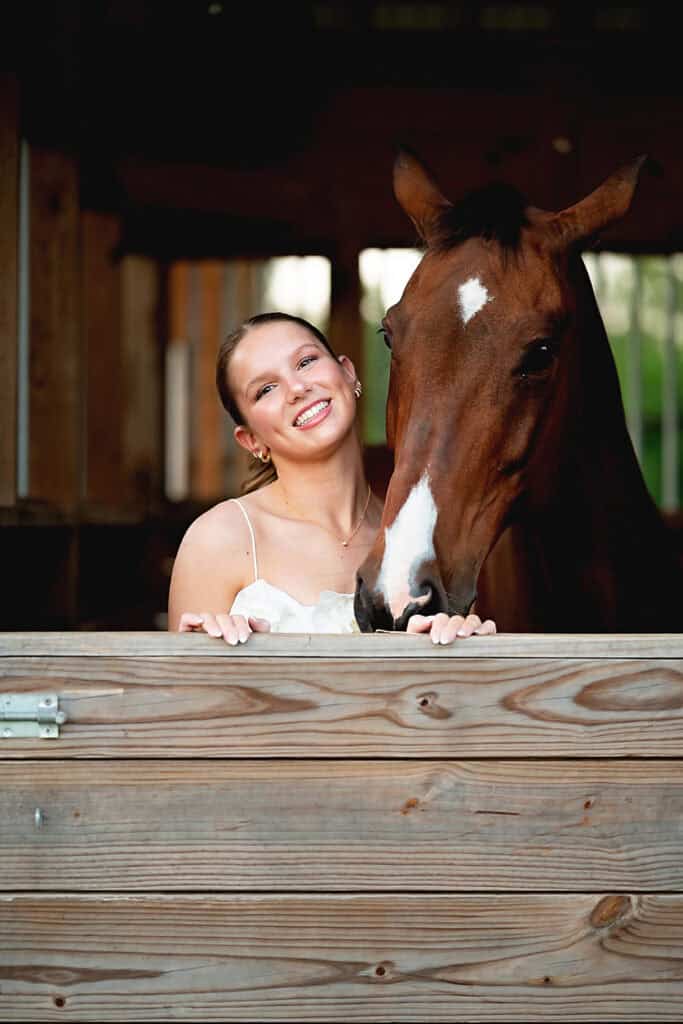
[517, 340, 556, 378]
[255, 384, 274, 400]
[299, 355, 317, 368]
[376, 324, 392, 350]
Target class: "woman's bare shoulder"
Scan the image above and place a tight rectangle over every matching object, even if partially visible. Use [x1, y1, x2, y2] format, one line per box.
[167, 499, 254, 628]
[176, 499, 250, 558]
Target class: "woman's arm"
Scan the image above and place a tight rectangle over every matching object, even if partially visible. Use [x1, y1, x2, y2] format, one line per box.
[167, 503, 270, 643]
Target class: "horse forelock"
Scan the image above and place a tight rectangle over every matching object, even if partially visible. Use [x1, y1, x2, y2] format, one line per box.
[431, 182, 530, 252]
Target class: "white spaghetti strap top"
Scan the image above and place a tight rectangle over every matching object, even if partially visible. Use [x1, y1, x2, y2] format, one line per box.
[227, 497, 358, 634]
[230, 498, 259, 582]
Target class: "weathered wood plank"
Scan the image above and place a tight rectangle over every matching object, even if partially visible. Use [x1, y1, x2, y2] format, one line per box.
[0, 654, 682, 757]
[1, 631, 682, 658]
[82, 211, 124, 506]
[27, 147, 81, 509]
[2, 894, 682, 1020]
[121, 256, 162, 506]
[194, 260, 223, 499]
[2, 760, 683, 891]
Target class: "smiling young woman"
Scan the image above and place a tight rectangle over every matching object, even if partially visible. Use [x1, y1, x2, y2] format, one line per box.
[167, 311, 496, 644]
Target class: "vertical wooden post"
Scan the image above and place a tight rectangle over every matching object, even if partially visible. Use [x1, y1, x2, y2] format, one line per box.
[328, 239, 363, 434]
[195, 261, 223, 500]
[28, 146, 81, 510]
[121, 256, 162, 508]
[0, 73, 19, 506]
[82, 211, 124, 506]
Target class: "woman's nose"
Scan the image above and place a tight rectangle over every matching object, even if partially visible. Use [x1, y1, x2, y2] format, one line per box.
[287, 378, 310, 400]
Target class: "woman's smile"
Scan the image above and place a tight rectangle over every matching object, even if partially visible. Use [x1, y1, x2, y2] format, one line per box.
[293, 398, 332, 429]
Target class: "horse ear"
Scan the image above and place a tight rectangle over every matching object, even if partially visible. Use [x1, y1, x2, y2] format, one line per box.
[393, 147, 452, 244]
[548, 155, 649, 249]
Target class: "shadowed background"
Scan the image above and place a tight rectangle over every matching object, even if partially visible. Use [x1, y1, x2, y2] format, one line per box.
[1, 1, 682, 629]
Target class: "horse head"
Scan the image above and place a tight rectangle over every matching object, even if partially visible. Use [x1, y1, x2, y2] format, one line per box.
[355, 149, 648, 632]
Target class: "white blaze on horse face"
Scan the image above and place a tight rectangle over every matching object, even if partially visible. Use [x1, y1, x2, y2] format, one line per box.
[377, 472, 438, 620]
[458, 276, 492, 325]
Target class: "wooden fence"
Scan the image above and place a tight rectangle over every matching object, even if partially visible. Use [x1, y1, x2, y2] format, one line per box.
[1, 631, 683, 1021]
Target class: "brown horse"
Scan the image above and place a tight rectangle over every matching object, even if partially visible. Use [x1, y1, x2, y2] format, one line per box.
[355, 150, 683, 633]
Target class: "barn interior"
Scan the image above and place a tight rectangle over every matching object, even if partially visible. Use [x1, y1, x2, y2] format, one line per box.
[2, 1, 682, 631]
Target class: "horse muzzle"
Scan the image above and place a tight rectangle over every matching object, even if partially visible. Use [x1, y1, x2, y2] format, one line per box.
[354, 570, 450, 633]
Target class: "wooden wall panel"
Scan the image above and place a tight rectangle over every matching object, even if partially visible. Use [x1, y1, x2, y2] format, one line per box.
[82, 211, 124, 506]
[121, 256, 162, 506]
[2, 894, 683, 1021]
[0, 74, 19, 506]
[194, 261, 223, 499]
[3, 759, 683, 891]
[27, 147, 81, 508]
[1, 634, 683, 1021]
[0, 636, 682, 758]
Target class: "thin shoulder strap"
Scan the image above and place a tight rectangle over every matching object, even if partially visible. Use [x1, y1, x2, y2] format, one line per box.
[230, 498, 259, 582]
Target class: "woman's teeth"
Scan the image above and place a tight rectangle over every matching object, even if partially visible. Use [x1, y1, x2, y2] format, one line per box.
[295, 400, 329, 426]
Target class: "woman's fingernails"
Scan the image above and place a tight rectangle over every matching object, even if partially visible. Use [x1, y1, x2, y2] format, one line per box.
[209, 629, 222, 638]
[456, 628, 468, 637]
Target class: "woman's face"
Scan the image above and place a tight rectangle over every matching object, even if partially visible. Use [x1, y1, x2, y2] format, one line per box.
[229, 321, 358, 460]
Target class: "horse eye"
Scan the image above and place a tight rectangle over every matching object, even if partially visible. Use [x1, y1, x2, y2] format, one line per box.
[376, 324, 392, 350]
[517, 340, 556, 378]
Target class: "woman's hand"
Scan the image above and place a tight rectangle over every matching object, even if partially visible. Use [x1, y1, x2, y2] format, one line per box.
[406, 612, 496, 644]
[178, 612, 271, 645]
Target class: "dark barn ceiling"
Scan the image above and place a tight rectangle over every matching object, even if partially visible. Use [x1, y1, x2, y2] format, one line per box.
[6, 2, 683, 252]
[11, 2, 682, 163]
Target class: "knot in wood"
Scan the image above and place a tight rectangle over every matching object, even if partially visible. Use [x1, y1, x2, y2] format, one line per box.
[590, 894, 633, 929]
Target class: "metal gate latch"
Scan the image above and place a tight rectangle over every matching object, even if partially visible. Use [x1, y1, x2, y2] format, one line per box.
[1, 694, 67, 739]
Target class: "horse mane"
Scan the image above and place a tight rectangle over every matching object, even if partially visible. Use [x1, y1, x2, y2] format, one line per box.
[431, 182, 530, 252]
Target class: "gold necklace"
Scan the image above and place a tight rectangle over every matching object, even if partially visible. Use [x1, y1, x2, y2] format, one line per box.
[340, 484, 372, 547]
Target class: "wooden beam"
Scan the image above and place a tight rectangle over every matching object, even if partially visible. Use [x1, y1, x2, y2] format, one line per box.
[27, 146, 81, 509]
[3, 758, 683, 891]
[1, 640, 682, 757]
[2, 894, 683, 1019]
[328, 239, 363, 434]
[194, 261, 223, 499]
[121, 256, 162, 506]
[82, 211, 124, 505]
[0, 74, 19, 506]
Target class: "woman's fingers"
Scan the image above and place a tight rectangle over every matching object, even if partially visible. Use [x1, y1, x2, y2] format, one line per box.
[474, 618, 497, 635]
[179, 612, 272, 644]
[199, 612, 223, 638]
[248, 616, 271, 632]
[405, 611, 498, 645]
[178, 612, 204, 632]
[456, 613, 483, 638]
[431, 612, 462, 645]
[405, 614, 435, 634]
[214, 613, 243, 645]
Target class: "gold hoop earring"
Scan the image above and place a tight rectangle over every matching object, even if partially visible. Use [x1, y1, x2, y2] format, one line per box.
[354, 381, 362, 398]
[255, 449, 271, 464]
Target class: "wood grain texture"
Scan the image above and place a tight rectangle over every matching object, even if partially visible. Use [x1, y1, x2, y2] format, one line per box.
[27, 147, 81, 508]
[1, 654, 682, 757]
[2, 894, 683, 1020]
[2, 760, 683, 891]
[82, 211, 124, 505]
[1, 631, 682, 658]
[121, 256, 162, 506]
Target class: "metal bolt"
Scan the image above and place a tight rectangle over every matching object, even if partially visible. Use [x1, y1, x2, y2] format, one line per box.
[2, 728, 13, 738]
[34, 808, 45, 828]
